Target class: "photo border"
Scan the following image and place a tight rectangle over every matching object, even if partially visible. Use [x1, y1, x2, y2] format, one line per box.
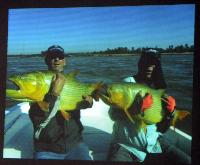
[0, 0, 199, 165]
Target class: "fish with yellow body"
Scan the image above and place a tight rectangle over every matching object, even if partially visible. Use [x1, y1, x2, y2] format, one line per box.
[6, 70, 102, 111]
[6, 71, 190, 130]
[99, 83, 190, 129]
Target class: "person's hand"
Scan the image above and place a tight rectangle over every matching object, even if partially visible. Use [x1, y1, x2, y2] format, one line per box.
[49, 73, 65, 96]
[79, 95, 93, 109]
[141, 93, 153, 112]
[91, 83, 108, 101]
[91, 89, 100, 101]
[162, 95, 176, 113]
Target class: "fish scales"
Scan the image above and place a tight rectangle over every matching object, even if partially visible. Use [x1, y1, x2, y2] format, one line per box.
[100, 83, 165, 124]
[6, 70, 102, 112]
[99, 82, 190, 130]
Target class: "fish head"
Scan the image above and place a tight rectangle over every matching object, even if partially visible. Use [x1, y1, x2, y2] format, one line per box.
[99, 83, 132, 110]
[6, 72, 48, 102]
[107, 85, 125, 105]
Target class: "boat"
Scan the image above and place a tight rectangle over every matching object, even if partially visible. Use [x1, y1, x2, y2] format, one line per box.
[3, 99, 191, 160]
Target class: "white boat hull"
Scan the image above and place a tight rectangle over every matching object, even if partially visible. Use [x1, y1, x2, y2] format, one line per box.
[3, 101, 191, 159]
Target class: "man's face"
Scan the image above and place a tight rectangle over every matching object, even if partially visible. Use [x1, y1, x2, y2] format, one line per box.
[49, 57, 66, 72]
[144, 64, 156, 79]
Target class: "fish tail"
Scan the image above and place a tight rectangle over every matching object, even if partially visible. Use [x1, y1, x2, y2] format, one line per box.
[140, 121, 147, 133]
[90, 81, 105, 101]
[158, 89, 166, 95]
[171, 110, 191, 127]
[60, 110, 71, 120]
[37, 101, 49, 111]
[64, 70, 80, 79]
[132, 118, 146, 133]
[92, 81, 104, 91]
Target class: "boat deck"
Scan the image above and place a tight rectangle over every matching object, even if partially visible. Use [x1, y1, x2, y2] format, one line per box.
[3, 101, 191, 159]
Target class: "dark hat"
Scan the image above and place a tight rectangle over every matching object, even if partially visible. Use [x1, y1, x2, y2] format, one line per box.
[143, 49, 161, 60]
[138, 49, 161, 69]
[44, 45, 65, 60]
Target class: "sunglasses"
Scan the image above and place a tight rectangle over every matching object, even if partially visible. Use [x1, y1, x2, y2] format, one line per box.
[47, 54, 65, 61]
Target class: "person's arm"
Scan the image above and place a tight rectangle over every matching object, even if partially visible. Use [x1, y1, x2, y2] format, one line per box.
[29, 102, 64, 142]
[29, 72, 66, 141]
[37, 72, 65, 111]
[78, 95, 93, 109]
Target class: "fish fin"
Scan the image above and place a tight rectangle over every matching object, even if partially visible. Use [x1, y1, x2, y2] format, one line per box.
[124, 107, 145, 132]
[65, 70, 80, 79]
[171, 110, 191, 127]
[141, 121, 147, 134]
[157, 89, 166, 95]
[90, 81, 105, 101]
[132, 118, 145, 133]
[37, 101, 49, 111]
[124, 108, 135, 124]
[60, 110, 71, 120]
[93, 81, 104, 90]
[99, 93, 112, 105]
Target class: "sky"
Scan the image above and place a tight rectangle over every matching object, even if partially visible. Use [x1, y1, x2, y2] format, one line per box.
[7, 4, 195, 55]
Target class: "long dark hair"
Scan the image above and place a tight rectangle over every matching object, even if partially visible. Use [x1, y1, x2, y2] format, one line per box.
[134, 50, 167, 89]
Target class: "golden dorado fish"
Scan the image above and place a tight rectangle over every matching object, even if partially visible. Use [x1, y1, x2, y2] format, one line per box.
[99, 83, 190, 129]
[6, 70, 102, 111]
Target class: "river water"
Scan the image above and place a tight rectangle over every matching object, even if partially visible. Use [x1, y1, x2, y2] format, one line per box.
[6, 54, 193, 134]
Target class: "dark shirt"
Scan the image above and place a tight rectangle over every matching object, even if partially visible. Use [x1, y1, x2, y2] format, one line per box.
[29, 102, 83, 153]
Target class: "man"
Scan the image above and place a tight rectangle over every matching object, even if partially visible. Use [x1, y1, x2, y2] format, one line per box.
[106, 49, 191, 164]
[29, 45, 93, 160]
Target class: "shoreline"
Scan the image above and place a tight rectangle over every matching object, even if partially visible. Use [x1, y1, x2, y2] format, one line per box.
[8, 52, 193, 57]
[82, 52, 193, 57]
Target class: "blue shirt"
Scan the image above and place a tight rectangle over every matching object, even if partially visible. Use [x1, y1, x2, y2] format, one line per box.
[110, 76, 162, 162]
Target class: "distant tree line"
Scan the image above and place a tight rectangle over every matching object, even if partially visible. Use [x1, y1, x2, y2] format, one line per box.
[91, 44, 194, 54]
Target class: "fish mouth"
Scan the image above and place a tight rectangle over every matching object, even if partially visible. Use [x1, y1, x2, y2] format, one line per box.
[8, 77, 21, 91]
[98, 85, 113, 104]
[6, 77, 25, 100]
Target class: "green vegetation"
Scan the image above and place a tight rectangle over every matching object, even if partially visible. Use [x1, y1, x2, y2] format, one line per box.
[8, 44, 194, 56]
[90, 44, 194, 55]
